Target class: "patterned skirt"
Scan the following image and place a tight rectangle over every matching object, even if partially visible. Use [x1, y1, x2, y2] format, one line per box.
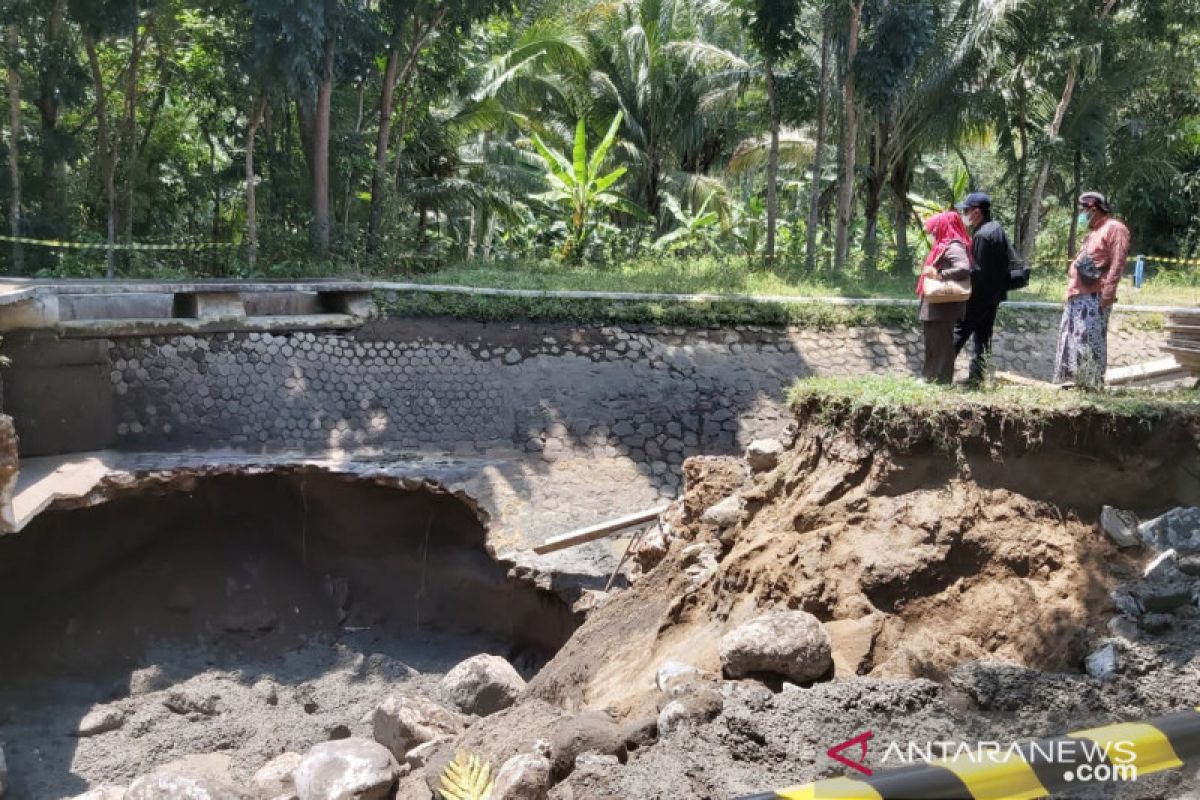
[1053, 293, 1110, 387]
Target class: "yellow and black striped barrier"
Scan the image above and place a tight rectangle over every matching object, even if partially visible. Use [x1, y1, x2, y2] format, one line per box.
[0, 233, 237, 251]
[1143, 254, 1200, 266]
[738, 707, 1200, 800]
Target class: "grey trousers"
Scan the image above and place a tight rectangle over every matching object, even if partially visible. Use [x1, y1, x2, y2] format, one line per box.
[922, 321, 957, 384]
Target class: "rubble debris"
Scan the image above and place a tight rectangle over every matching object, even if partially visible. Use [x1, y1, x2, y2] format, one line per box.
[1100, 505, 1141, 548]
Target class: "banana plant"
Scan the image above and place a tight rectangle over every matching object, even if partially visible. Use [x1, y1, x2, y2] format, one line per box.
[530, 111, 646, 261]
[653, 192, 720, 254]
[438, 752, 494, 800]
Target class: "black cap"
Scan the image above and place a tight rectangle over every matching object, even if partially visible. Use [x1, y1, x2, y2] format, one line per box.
[955, 192, 991, 211]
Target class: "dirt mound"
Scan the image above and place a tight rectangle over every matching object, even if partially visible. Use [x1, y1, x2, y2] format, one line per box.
[530, 402, 1200, 716]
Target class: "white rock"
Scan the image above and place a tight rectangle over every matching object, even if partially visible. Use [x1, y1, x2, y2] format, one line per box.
[1100, 506, 1141, 548]
[126, 773, 247, 800]
[439, 654, 526, 716]
[293, 738, 399, 800]
[250, 752, 301, 800]
[719, 610, 832, 683]
[69, 788, 127, 800]
[701, 496, 745, 528]
[490, 753, 551, 800]
[654, 661, 700, 692]
[745, 439, 784, 472]
[574, 753, 619, 768]
[1085, 644, 1118, 681]
[76, 705, 125, 737]
[370, 695, 464, 760]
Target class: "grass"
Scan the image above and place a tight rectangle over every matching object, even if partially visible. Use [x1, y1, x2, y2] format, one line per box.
[786, 375, 1200, 457]
[788, 374, 1200, 417]
[411, 255, 1200, 307]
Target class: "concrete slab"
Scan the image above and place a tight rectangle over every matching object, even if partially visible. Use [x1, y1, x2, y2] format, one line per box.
[8, 451, 116, 532]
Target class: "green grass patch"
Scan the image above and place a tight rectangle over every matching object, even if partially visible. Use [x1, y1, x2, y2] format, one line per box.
[787, 374, 1199, 455]
[376, 290, 916, 328]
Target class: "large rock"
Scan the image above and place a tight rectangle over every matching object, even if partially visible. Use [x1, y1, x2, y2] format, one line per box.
[719, 610, 832, 683]
[549, 712, 627, 781]
[701, 496, 745, 528]
[1100, 506, 1141, 548]
[490, 753, 551, 800]
[69, 789, 127, 800]
[371, 695, 465, 759]
[439, 654, 526, 716]
[1138, 506, 1200, 552]
[76, 705, 125, 737]
[250, 752, 302, 800]
[127, 773, 247, 800]
[293, 738, 400, 800]
[745, 439, 784, 472]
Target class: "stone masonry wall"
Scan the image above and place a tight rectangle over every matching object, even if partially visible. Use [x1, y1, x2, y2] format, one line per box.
[92, 311, 1168, 495]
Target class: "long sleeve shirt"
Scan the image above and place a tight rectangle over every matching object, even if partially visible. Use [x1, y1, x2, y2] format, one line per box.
[970, 220, 1011, 306]
[1068, 217, 1131, 304]
[919, 241, 972, 322]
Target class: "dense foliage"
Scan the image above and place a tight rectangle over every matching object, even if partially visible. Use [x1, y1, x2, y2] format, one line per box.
[0, 0, 1197, 279]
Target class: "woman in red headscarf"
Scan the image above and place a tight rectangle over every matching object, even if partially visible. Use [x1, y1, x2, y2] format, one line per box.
[917, 210, 973, 384]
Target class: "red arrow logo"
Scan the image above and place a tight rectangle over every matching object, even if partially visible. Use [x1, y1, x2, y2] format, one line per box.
[826, 731, 874, 776]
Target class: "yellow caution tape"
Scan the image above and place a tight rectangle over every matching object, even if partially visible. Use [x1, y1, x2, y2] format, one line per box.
[1143, 254, 1200, 266]
[738, 707, 1200, 800]
[0, 234, 237, 251]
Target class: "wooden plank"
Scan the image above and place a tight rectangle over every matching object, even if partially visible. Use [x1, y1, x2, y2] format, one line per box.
[1106, 357, 1187, 386]
[994, 371, 1065, 389]
[532, 504, 670, 555]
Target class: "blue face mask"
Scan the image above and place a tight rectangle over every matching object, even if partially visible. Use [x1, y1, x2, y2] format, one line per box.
[1077, 211, 1090, 227]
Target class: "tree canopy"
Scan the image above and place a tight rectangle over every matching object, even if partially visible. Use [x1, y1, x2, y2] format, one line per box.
[1, 0, 1197, 277]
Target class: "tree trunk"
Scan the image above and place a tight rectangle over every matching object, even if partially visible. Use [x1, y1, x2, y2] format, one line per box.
[763, 54, 780, 269]
[387, 5, 450, 196]
[208, 129, 220, 242]
[37, 0, 67, 232]
[861, 124, 887, 275]
[1021, 61, 1075, 262]
[84, 34, 117, 279]
[343, 83, 365, 236]
[1021, 0, 1117, 261]
[366, 33, 403, 255]
[888, 156, 912, 273]
[6, 24, 23, 272]
[805, 25, 831, 272]
[245, 97, 265, 270]
[834, 0, 864, 272]
[311, 36, 334, 254]
[122, 0, 145, 245]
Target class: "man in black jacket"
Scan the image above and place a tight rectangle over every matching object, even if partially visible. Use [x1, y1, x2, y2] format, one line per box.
[953, 192, 1011, 385]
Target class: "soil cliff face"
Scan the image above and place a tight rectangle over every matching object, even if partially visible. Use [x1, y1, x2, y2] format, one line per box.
[530, 401, 1200, 716]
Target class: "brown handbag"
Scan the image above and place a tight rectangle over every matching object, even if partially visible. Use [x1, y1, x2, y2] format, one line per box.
[922, 274, 972, 303]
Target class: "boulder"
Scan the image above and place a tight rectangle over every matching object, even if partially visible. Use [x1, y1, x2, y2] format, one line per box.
[654, 661, 700, 692]
[250, 753, 301, 800]
[76, 705, 125, 737]
[439, 655, 526, 716]
[1085, 643, 1118, 681]
[549, 712, 627, 780]
[1099, 506, 1140, 548]
[701, 496, 745, 528]
[126, 773, 247, 800]
[1143, 549, 1179, 581]
[490, 753, 551, 800]
[69, 789, 128, 800]
[745, 439, 784, 472]
[1138, 506, 1200, 552]
[293, 738, 400, 800]
[371, 695, 465, 759]
[719, 610, 832, 683]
